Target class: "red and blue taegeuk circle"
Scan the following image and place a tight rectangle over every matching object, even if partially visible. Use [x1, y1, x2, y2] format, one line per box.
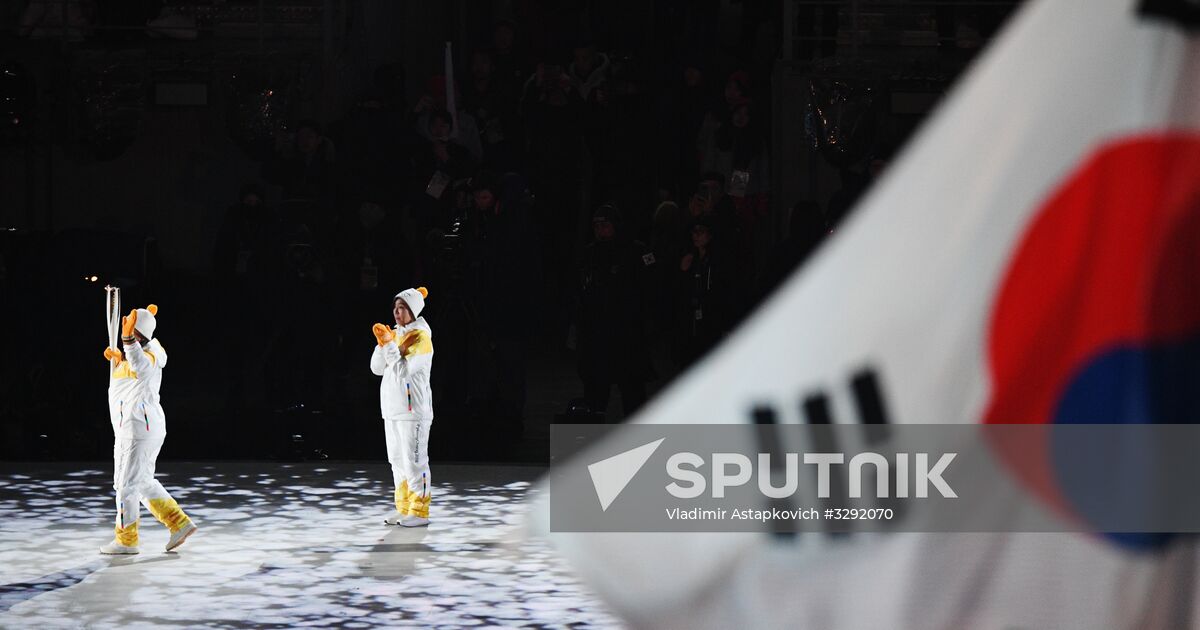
[984, 134, 1200, 548]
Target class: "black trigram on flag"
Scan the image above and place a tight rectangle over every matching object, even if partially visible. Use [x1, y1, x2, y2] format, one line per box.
[750, 367, 900, 537]
[751, 367, 893, 427]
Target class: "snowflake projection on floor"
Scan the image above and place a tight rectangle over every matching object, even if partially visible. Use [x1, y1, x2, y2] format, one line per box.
[0, 462, 623, 629]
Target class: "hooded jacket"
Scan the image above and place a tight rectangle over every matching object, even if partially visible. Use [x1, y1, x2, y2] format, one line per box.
[371, 317, 434, 421]
[109, 338, 168, 440]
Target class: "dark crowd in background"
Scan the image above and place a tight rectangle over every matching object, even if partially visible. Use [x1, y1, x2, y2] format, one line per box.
[0, 0, 1017, 462]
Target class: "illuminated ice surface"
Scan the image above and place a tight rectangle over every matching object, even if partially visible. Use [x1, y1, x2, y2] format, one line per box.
[0, 462, 622, 628]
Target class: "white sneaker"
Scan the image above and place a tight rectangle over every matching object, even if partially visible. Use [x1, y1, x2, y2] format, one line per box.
[400, 515, 429, 528]
[384, 510, 405, 525]
[100, 540, 139, 555]
[165, 521, 198, 552]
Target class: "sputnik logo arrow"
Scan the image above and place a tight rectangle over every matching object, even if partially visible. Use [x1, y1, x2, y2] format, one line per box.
[587, 438, 665, 511]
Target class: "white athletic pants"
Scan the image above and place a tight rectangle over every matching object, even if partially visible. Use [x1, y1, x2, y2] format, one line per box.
[383, 419, 432, 517]
[113, 436, 189, 535]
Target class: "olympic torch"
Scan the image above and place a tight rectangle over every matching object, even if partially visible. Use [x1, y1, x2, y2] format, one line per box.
[105, 285, 120, 372]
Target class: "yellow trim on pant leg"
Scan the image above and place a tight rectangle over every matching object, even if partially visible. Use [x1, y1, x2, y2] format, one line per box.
[394, 481, 411, 514]
[147, 498, 191, 533]
[115, 521, 139, 546]
[407, 492, 430, 518]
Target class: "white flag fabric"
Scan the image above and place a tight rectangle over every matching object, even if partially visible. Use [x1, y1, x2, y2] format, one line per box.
[530, 0, 1200, 626]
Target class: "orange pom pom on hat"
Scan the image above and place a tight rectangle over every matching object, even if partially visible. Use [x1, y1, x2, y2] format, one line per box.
[394, 287, 429, 317]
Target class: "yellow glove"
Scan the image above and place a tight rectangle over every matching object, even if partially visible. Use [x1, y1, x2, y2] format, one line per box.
[372, 323, 394, 346]
[103, 347, 123, 362]
[399, 330, 420, 355]
[121, 309, 137, 338]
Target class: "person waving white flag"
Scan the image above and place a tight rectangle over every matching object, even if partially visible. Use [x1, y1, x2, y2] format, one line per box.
[530, 0, 1200, 627]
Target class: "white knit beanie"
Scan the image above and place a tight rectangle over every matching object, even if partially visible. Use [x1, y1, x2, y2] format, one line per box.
[394, 287, 428, 318]
[133, 305, 158, 339]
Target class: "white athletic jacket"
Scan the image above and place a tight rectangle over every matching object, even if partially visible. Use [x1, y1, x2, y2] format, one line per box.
[108, 338, 168, 440]
[371, 317, 434, 422]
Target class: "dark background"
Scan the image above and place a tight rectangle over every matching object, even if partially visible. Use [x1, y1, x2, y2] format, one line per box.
[0, 0, 1022, 463]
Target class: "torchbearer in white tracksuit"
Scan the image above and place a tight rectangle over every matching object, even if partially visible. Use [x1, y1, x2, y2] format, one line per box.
[99, 305, 198, 554]
[371, 287, 435, 527]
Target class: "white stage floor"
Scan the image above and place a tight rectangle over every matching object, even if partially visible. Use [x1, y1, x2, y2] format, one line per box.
[0, 462, 621, 628]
